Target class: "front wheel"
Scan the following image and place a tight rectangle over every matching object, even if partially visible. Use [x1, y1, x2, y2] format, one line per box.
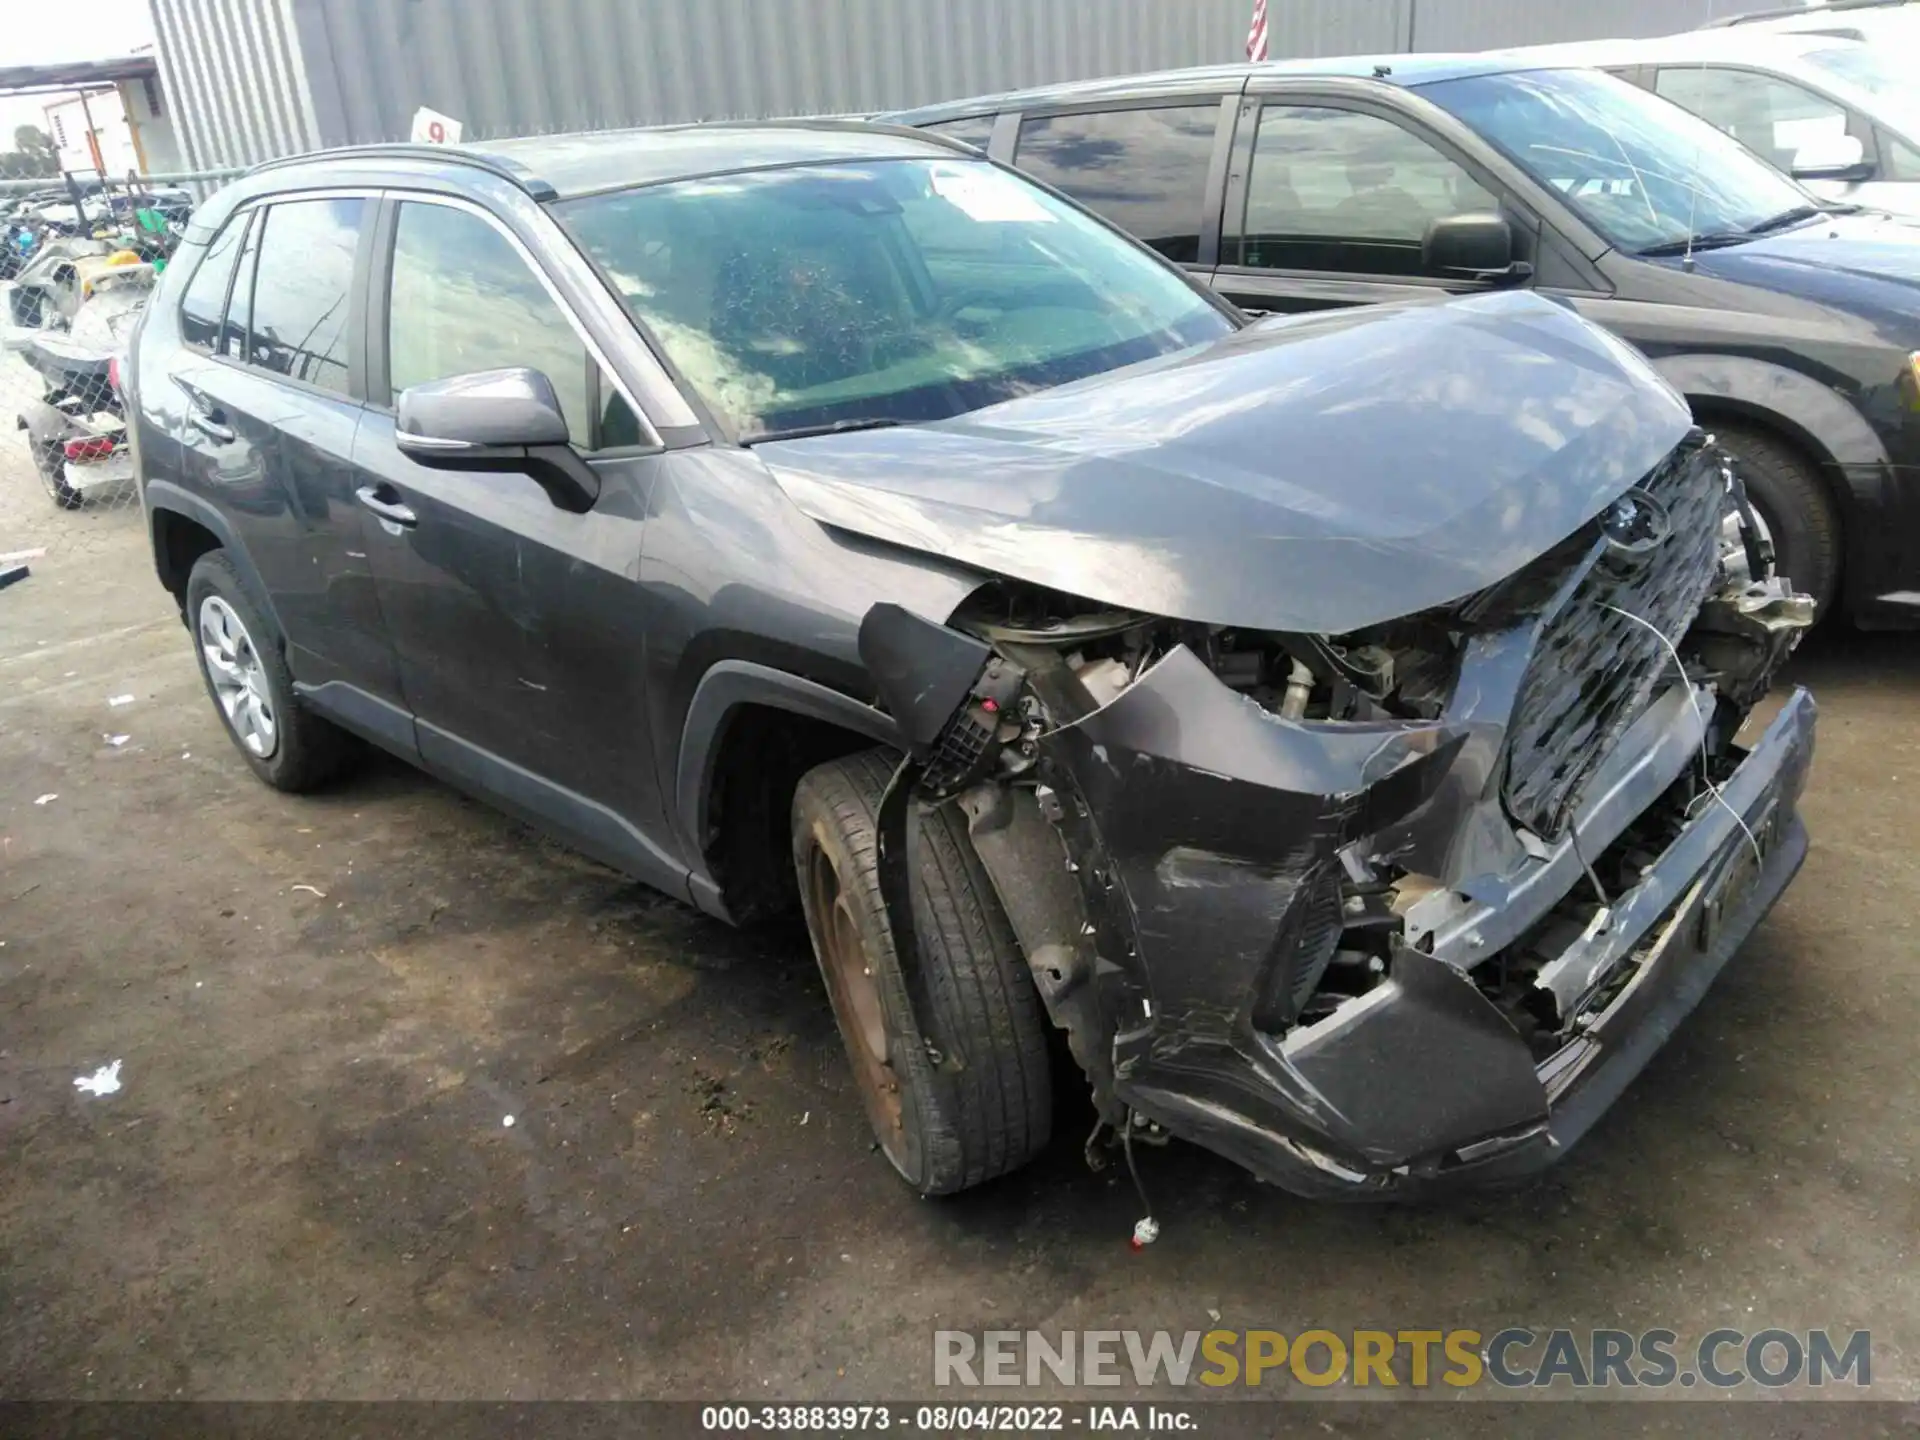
[1715, 425, 1841, 620]
[792, 748, 1052, 1195]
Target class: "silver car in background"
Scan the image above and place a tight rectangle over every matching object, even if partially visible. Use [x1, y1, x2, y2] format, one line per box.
[1511, 29, 1920, 218]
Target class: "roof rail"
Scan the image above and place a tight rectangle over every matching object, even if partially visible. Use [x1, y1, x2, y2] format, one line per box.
[1704, 0, 1910, 27]
[654, 114, 986, 153]
[244, 143, 558, 201]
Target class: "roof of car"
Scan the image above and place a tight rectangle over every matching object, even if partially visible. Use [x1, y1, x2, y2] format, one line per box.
[1500, 27, 1870, 69]
[884, 53, 1582, 126]
[245, 121, 972, 202]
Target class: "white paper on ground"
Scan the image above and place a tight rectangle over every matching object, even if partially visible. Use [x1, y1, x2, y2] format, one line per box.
[75, 1060, 123, 1096]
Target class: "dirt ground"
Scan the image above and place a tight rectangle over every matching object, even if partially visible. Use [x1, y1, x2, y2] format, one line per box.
[3, 492, 1917, 1410]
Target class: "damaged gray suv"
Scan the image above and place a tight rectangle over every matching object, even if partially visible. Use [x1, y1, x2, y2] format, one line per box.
[131, 123, 1816, 1200]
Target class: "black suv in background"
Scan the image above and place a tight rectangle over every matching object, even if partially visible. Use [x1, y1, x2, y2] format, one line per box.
[130, 124, 1814, 1202]
[891, 56, 1920, 627]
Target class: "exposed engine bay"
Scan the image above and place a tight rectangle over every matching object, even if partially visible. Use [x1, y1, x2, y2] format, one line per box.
[855, 430, 1817, 1197]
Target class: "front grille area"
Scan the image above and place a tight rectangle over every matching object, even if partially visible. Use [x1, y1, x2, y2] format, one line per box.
[1502, 438, 1725, 840]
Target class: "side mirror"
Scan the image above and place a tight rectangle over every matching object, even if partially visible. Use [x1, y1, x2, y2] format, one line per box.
[396, 367, 599, 513]
[1790, 132, 1871, 182]
[1422, 212, 1533, 284]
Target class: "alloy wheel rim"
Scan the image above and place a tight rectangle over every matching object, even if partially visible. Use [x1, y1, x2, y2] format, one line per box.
[806, 839, 904, 1152]
[198, 595, 277, 759]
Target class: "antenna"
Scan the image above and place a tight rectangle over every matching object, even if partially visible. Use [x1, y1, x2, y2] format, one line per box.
[1682, 53, 1707, 271]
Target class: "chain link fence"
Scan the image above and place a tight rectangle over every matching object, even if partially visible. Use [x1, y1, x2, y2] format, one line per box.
[2, 169, 239, 564]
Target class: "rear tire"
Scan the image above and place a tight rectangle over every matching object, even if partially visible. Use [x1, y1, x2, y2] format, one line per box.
[29, 437, 83, 510]
[185, 551, 359, 792]
[792, 748, 1052, 1195]
[1714, 424, 1840, 620]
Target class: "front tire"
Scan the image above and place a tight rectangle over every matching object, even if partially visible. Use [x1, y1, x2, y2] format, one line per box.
[1715, 424, 1841, 620]
[185, 551, 358, 792]
[792, 748, 1052, 1195]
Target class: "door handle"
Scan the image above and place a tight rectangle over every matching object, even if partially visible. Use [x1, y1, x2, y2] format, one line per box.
[188, 410, 235, 443]
[356, 485, 417, 528]
[173, 376, 235, 442]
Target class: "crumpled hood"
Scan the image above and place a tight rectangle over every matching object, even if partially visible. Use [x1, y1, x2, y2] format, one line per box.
[758, 290, 1692, 634]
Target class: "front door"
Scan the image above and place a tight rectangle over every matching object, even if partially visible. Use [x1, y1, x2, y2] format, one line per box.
[1211, 99, 1509, 316]
[169, 195, 402, 709]
[351, 195, 680, 889]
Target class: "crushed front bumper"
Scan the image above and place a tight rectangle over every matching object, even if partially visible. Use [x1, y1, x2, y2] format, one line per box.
[1038, 656, 1816, 1200]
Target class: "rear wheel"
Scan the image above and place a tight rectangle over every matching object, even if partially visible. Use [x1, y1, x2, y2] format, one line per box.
[792, 748, 1052, 1195]
[29, 436, 82, 510]
[185, 551, 358, 792]
[1714, 424, 1841, 620]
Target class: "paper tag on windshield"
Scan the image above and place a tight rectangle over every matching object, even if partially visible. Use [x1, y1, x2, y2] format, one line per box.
[931, 166, 1054, 224]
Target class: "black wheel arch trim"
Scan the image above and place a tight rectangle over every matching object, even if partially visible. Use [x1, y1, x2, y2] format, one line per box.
[674, 659, 902, 916]
[144, 480, 287, 635]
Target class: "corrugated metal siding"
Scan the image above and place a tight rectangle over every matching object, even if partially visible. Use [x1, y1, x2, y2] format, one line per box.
[150, 0, 321, 169]
[148, 0, 1759, 163]
[283, 0, 1410, 146]
[1406, 0, 1749, 50]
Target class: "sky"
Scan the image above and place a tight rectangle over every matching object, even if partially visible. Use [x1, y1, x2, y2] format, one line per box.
[0, 0, 155, 146]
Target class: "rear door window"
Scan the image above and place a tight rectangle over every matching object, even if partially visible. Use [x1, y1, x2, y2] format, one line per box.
[178, 212, 247, 354]
[241, 197, 364, 394]
[1234, 104, 1498, 277]
[1013, 104, 1222, 263]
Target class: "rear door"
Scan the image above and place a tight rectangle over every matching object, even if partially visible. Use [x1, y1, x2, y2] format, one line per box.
[168, 193, 404, 713]
[1213, 91, 1516, 316]
[350, 193, 679, 887]
[1005, 96, 1238, 283]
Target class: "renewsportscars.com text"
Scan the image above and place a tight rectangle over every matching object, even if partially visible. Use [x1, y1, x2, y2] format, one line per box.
[933, 1327, 1871, 1390]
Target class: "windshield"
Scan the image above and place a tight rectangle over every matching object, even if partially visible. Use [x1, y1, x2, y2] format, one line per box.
[556, 158, 1231, 442]
[1421, 68, 1817, 254]
[1799, 40, 1920, 120]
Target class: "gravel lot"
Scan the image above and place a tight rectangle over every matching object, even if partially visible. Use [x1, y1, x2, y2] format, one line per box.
[2, 488, 1916, 1420]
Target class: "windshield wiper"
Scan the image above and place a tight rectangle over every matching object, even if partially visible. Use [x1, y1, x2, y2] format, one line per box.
[1745, 204, 1826, 235]
[741, 417, 903, 446]
[1635, 231, 1752, 258]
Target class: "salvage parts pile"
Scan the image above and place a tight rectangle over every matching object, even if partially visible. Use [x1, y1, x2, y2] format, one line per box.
[856, 430, 1816, 1198]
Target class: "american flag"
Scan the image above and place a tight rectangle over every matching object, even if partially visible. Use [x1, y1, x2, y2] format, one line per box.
[1246, 0, 1268, 61]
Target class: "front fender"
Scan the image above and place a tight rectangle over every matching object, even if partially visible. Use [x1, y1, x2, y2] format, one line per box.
[1652, 351, 1888, 475]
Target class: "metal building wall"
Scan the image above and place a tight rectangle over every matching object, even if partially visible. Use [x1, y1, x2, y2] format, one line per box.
[282, 0, 1410, 147]
[1405, 0, 1751, 50]
[149, 0, 322, 170]
[148, 0, 1755, 166]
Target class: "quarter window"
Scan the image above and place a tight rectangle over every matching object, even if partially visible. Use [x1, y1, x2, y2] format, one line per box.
[386, 202, 606, 448]
[1013, 104, 1221, 263]
[924, 115, 996, 151]
[178, 212, 246, 355]
[242, 197, 363, 394]
[1655, 67, 1849, 172]
[1235, 105, 1498, 277]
